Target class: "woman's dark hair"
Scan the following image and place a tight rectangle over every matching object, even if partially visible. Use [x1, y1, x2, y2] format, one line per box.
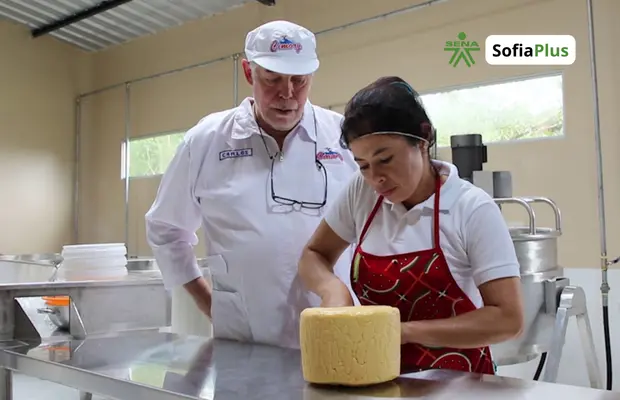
[340, 76, 436, 152]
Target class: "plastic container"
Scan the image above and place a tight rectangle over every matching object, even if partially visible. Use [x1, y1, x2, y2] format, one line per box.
[62, 267, 128, 281]
[61, 256, 128, 271]
[62, 243, 127, 260]
[59, 243, 129, 281]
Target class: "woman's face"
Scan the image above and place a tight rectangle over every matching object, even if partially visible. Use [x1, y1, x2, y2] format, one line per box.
[349, 134, 427, 203]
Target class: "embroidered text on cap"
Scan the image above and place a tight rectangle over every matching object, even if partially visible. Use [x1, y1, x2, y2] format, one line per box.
[270, 36, 303, 53]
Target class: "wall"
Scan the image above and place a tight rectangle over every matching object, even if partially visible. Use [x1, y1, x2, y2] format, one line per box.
[81, 0, 620, 268]
[0, 19, 93, 254]
[75, 0, 619, 389]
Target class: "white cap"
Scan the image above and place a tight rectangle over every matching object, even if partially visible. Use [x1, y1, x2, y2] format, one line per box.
[244, 20, 319, 76]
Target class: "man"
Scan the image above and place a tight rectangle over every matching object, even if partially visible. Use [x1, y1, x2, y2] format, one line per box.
[145, 20, 358, 349]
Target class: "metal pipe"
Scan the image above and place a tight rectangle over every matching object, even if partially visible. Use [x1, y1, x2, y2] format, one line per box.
[73, 98, 82, 243]
[586, 0, 613, 391]
[586, 0, 609, 302]
[124, 84, 131, 252]
[78, 0, 449, 100]
[80, 54, 234, 99]
[233, 53, 240, 106]
[314, 0, 448, 36]
[32, 0, 133, 38]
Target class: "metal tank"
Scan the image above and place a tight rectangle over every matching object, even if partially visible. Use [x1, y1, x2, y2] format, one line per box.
[449, 135, 601, 387]
[490, 196, 564, 365]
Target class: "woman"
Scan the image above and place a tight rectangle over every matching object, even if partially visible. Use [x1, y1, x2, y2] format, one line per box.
[298, 76, 524, 375]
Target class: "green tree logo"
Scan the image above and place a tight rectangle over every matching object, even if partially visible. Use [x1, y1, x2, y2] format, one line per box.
[445, 32, 480, 67]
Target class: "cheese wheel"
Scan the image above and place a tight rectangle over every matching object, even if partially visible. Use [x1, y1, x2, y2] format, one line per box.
[299, 305, 401, 386]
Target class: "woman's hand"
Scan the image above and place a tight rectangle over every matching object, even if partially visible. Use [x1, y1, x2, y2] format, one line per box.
[401, 323, 408, 344]
[319, 278, 354, 308]
[298, 220, 354, 307]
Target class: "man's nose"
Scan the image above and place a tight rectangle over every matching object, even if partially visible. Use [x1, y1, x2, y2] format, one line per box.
[278, 79, 294, 99]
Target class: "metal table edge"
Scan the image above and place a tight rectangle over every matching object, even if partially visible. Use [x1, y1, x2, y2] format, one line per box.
[0, 349, 195, 400]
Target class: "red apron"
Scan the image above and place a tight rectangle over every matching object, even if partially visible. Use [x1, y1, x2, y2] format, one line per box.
[350, 176, 495, 375]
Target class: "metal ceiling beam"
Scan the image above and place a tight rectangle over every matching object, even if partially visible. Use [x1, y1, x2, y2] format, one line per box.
[31, 0, 134, 38]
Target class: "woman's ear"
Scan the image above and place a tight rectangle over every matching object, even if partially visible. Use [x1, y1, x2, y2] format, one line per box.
[419, 140, 429, 154]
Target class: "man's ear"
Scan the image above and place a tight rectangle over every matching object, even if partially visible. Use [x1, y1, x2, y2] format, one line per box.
[242, 59, 253, 85]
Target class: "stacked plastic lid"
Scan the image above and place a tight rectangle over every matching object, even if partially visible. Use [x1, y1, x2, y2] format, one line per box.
[60, 243, 128, 280]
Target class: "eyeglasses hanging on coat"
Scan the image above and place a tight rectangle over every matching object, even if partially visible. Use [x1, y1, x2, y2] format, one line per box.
[256, 109, 328, 210]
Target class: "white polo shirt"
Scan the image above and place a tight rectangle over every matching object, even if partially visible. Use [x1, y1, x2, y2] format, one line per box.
[324, 160, 521, 308]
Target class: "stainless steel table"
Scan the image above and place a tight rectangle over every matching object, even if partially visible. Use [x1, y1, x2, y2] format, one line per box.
[0, 329, 618, 400]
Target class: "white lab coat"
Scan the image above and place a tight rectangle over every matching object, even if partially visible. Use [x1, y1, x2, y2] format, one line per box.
[146, 97, 359, 348]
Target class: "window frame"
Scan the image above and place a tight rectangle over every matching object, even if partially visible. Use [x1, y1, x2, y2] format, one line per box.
[121, 128, 188, 180]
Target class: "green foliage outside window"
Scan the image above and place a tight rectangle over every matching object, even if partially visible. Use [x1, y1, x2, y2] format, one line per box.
[127, 132, 185, 178]
[421, 74, 563, 147]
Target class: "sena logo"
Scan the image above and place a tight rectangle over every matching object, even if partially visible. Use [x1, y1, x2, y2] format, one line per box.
[316, 147, 343, 162]
[270, 36, 303, 53]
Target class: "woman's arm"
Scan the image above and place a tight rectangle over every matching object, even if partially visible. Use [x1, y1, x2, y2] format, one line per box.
[401, 276, 523, 347]
[402, 200, 524, 348]
[299, 220, 354, 306]
[299, 174, 362, 306]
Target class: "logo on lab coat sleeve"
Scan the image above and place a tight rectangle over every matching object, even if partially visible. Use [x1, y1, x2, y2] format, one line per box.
[219, 148, 253, 161]
[316, 147, 343, 162]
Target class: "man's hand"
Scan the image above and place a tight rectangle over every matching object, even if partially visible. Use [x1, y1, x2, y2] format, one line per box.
[195, 294, 212, 319]
[318, 278, 354, 308]
[183, 277, 213, 319]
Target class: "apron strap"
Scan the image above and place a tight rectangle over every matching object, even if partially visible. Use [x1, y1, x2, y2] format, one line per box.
[358, 195, 384, 248]
[433, 174, 442, 248]
[359, 174, 443, 249]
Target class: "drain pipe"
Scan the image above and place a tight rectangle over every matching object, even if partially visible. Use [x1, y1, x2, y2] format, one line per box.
[585, 0, 613, 391]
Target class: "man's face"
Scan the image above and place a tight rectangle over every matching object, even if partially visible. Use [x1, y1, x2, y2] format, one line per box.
[242, 60, 313, 132]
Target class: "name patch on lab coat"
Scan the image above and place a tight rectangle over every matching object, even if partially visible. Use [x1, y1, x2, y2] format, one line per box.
[219, 148, 253, 161]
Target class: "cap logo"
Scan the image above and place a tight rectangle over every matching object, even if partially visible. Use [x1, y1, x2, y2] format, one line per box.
[270, 36, 303, 53]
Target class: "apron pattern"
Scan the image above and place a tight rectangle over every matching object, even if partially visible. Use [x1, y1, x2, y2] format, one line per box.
[350, 175, 495, 375]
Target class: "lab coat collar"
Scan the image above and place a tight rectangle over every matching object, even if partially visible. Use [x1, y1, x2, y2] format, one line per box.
[384, 160, 461, 212]
[230, 97, 317, 143]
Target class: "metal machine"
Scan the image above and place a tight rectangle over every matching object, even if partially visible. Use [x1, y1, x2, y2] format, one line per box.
[449, 134, 602, 388]
[0, 256, 171, 400]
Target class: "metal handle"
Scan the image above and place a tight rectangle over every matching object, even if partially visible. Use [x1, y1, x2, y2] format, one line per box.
[520, 197, 562, 234]
[37, 307, 57, 315]
[494, 197, 537, 235]
[494, 196, 562, 236]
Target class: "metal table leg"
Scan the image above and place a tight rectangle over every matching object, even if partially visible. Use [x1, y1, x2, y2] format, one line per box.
[0, 368, 12, 400]
[541, 286, 602, 389]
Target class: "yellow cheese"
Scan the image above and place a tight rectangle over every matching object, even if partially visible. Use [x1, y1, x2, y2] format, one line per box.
[299, 305, 401, 386]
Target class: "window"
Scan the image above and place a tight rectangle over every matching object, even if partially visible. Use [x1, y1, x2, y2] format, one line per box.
[125, 131, 186, 178]
[420, 74, 564, 147]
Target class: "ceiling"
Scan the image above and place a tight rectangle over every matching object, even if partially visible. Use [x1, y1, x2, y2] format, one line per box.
[0, 0, 259, 52]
